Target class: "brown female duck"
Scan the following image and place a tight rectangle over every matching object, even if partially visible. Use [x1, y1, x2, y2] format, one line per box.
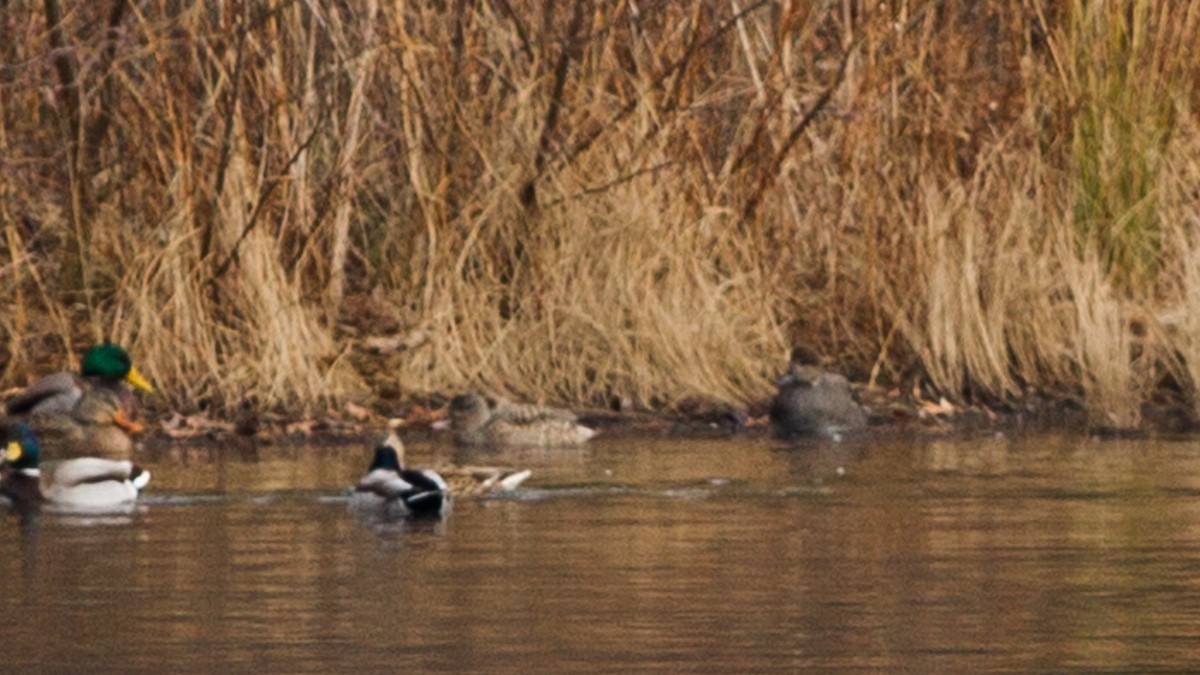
[442, 393, 595, 447]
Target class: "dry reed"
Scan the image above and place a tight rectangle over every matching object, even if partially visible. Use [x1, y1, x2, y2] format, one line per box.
[2, 0, 1200, 428]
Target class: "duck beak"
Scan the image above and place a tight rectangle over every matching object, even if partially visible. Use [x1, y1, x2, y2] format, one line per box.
[5, 440, 20, 464]
[125, 367, 155, 393]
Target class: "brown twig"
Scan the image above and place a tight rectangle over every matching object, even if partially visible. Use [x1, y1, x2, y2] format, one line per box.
[490, 0, 536, 62]
[201, 8, 250, 264]
[740, 39, 856, 224]
[536, 0, 771, 194]
[206, 108, 329, 288]
[544, 160, 679, 208]
[82, 0, 129, 166]
[520, 0, 592, 209]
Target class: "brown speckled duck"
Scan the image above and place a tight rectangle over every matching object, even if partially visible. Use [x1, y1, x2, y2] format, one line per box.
[442, 393, 595, 447]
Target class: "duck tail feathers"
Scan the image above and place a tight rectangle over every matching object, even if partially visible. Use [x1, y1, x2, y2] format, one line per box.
[403, 489, 449, 517]
[496, 469, 532, 491]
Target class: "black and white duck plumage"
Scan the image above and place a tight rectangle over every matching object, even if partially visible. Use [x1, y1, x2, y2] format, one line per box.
[351, 433, 451, 519]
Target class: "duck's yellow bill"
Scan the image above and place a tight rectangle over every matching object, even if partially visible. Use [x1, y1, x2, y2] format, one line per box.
[5, 441, 20, 463]
[126, 367, 155, 393]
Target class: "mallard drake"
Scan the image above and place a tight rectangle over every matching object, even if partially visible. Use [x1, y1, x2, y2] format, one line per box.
[442, 393, 595, 447]
[351, 433, 450, 519]
[1, 422, 151, 514]
[28, 387, 143, 459]
[6, 342, 153, 416]
[769, 347, 868, 440]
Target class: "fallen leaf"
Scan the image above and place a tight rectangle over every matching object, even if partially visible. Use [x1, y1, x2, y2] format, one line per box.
[919, 397, 956, 417]
[286, 420, 316, 436]
[344, 401, 372, 422]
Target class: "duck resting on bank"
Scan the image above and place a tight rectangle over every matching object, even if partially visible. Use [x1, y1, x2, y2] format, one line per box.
[4, 343, 153, 459]
[0, 422, 151, 514]
[440, 393, 595, 447]
[769, 347, 868, 441]
[27, 387, 144, 460]
[5, 343, 154, 418]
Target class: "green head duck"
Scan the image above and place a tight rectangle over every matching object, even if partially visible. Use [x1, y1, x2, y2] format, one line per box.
[82, 343, 154, 393]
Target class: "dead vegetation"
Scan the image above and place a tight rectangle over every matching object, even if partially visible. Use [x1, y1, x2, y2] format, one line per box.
[1, 1, 1199, 430]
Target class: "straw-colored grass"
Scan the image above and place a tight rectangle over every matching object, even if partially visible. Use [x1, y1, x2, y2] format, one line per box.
[2, 1, 1200, 428]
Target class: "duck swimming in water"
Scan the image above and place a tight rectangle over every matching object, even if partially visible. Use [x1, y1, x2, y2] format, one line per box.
[1, 422, 151, 514]
[350, 432, 532, 520]
[351, 433, 451, 519]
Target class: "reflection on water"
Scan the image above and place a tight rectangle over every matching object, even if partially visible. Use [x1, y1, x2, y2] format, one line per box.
[4, 433, 1200, 671]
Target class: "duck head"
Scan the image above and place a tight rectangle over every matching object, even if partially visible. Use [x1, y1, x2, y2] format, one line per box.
[3, 423, 42, 472]
[82, 343, 154, 393]
[369, 434, 406, 471]
[774, 346, 825, 389]
[447, 394, 491, 432]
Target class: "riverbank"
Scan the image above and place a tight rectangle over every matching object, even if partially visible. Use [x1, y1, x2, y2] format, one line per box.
[132, 379, 1196, 447]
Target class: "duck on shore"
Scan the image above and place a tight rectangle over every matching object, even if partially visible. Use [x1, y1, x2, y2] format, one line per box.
[439, 393, 595, 447]
[5, 343, 153, 417]
[4, 344, 153, 459]
[769, 347, 868, 440]
[24, 387, 144, 460]
[1, 422, 151, 514]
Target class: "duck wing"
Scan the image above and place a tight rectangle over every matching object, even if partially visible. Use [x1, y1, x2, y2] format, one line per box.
[398, 468, 450, 515]
[355, 469, 413, 500]
[51, 458, 144, 487]
[6, 372, 81, 416]
[43, 458, 148, 510]
[441, 466, 532, 494]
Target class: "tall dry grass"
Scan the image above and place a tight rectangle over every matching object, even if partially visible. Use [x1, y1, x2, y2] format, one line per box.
[1, 0, 1200, 427]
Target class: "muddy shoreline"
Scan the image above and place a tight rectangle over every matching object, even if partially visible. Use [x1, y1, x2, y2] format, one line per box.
[135, 387, 1198, 447]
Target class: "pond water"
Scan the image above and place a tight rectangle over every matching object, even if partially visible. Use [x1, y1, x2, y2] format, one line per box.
[3, 429, 1200, 672]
